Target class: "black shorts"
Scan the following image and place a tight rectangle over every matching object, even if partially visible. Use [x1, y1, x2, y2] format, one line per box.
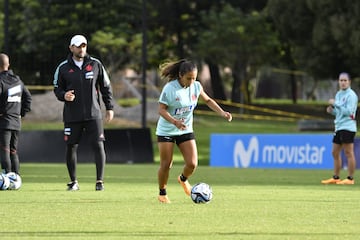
[157, 132, 195, 145]
[333, 130, 356, 144]
[64, 119, 105, 144]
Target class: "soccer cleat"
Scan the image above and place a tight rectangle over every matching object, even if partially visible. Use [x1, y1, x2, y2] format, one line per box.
[177, 175, 191, 196]
[67, 181, 79, 191]
[95, 181, 104, 191]
[336, 179, 355, 185]
[158, 195, 171, 203]
[321, 178, 341, 184]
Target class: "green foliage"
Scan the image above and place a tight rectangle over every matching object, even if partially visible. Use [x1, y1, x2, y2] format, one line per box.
[197, 4, 280, 67]
[91, 30, 142, 72]
[4, 0, 144, 84]
[195, 3, 280, 103]
[1, 163, 359, 239]
[3, 0, 360, 100]
[0, 9, 4, 49]
[267, 0, 360, 78]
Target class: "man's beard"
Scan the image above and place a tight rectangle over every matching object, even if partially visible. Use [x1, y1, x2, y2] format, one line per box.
[75, 53, 85, 59]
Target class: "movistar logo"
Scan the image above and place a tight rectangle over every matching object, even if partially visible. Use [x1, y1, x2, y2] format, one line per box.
[233, 137, 259, 168]
[233, 136, 325, 168]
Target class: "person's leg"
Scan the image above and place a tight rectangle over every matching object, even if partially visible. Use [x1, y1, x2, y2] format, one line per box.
[336, 130, 356, 184]
[9, 130, 20, 174]
[343, 143, 355, 178]
[322, 131, 342, 184]
[64, 122, 82, 190]
[177, 138, 198, 196]
[92, 141, 105, 181]
[66, 143, 78, 182]
[331, 143, 342, 177]
[0, 130, 11, 173]
[86, 119, 106, 190]
[178, 139, 198, 179]
[158, 141, 174, 192]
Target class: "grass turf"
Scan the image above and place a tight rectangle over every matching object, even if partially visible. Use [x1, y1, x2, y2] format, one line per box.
[1, 163, 360, 239]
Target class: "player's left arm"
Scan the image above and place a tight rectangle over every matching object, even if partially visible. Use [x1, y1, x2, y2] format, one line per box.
[339, 94, 358, 118]
[97, 64, 114, 122]
[98, 64, 114, 111]
[199, 86, 232, 122]
[21, 83, 32, 117]
[53, 70, 67, 102]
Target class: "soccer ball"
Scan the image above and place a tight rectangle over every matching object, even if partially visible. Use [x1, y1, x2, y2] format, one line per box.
[6, 172, 22, 190]
[0, 173, 10, 190]
[190, 182, 213, 204]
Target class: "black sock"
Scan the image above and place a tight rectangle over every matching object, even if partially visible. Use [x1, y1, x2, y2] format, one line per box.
[159, 189, 167, 196]
[180, 174, 187, 182]
[347, 176, 354, 180]
[333, 175, 340, 179]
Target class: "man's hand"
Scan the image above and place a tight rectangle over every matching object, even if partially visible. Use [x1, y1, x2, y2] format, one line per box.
[105, 110, 114, 122]
[64, 90, 75, 101]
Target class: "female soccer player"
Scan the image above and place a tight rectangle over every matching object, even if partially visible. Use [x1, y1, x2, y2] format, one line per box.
[156, 59, 232, 203]
[321, 72, 358, 185]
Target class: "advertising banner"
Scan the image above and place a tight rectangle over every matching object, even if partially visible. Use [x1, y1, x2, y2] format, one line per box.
[210, 134, 334, 169]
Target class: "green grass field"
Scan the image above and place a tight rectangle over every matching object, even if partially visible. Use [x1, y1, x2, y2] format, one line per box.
[1, 163, 360, 240]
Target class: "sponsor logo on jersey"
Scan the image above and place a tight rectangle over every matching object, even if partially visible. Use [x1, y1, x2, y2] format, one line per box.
[8, 96, 21, 102]
[174, 105, 195, 115]
[85, 71, 94, 79]
[7, 85, 22, 102]
[64, 128, 71, 135]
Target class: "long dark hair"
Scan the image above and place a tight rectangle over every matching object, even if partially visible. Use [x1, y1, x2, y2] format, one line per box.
[159, 59, 197, 81]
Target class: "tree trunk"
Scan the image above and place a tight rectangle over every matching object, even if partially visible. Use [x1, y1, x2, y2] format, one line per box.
[283, 41, 297, 103]
[205, 59, 226, 100]
[290, 70, 297, 104]
[231, 59, 246, 103]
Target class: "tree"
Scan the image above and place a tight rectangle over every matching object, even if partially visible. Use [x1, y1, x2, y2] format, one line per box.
[196, 3, 280, 103]
[267, 0, 360, 79]
[3, 0, 144, 84]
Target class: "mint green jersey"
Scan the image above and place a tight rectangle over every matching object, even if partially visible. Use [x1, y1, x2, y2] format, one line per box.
[156, 80, 201, 136]
[332, 87, 358, 132]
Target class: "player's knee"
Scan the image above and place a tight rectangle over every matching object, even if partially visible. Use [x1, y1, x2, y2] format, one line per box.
[160, 160, 172, 170]
[187, 161, 197, 170]
[91, 141, 104, 151]
[67, 143, 78, 150]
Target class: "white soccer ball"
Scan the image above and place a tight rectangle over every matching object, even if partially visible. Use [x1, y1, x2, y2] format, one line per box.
[190, 182, 213, 204]
[6, 172, 22, 190]
[0, 173, 10, 190]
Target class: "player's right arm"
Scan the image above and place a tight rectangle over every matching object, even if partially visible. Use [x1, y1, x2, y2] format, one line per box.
[158, 103, 186, 130]
[53, 64, 67, 102]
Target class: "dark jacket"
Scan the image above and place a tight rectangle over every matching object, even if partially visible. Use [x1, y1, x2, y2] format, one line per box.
[53, 54, 114, 123]
[0, 70, 32, 130]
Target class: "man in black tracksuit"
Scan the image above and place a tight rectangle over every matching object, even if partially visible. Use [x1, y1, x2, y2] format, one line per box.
[53, 35, 114, 191]
[0, 53, 32, 175]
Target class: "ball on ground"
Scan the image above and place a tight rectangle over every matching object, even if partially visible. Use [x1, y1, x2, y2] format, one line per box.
[6, 172, 22, 190]
[0, 173, 10, 190]
[190, 182, 213, 204]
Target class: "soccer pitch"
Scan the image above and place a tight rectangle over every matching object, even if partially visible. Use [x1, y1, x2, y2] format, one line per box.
[1, 163, 360, 239]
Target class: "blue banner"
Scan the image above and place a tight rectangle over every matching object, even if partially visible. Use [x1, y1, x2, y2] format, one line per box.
[210, 134, 334, 169]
